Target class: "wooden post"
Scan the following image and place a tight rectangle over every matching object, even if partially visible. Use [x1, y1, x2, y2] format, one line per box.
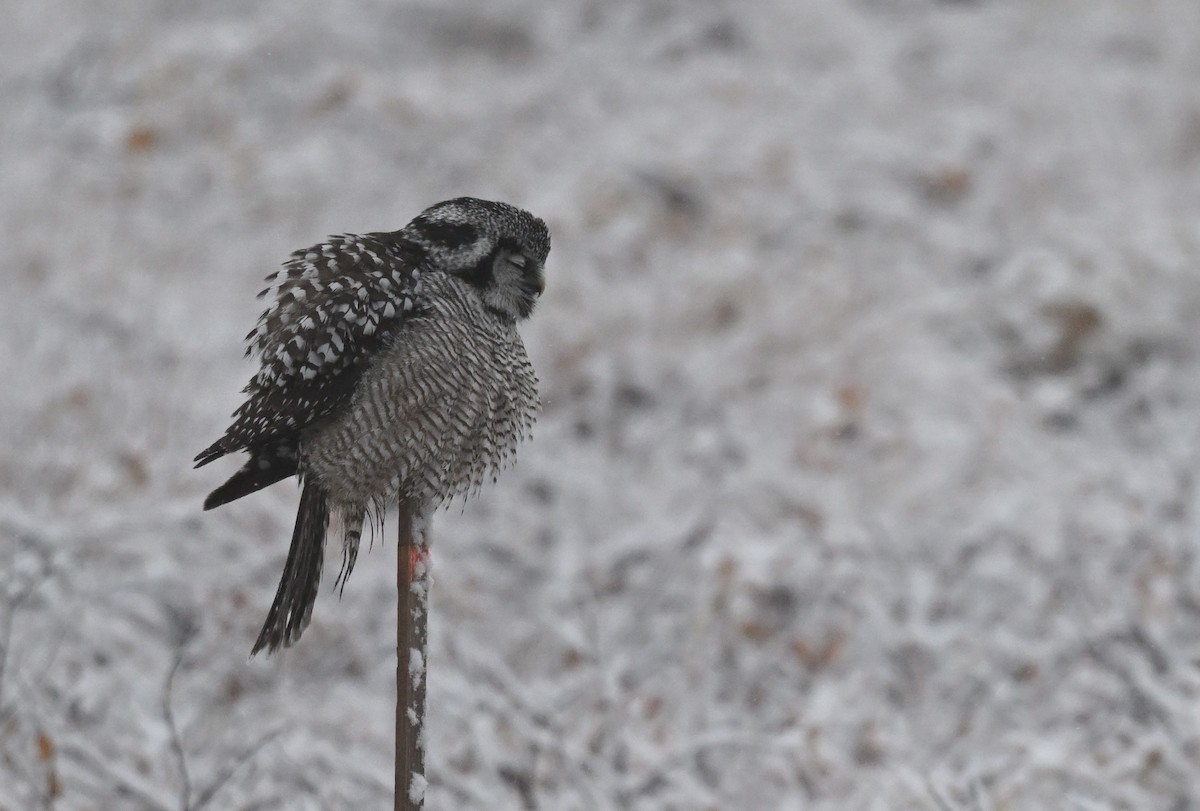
[396, 503, 429, 810]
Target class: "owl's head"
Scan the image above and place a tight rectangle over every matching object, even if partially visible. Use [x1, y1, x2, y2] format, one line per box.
[404, 197, 550, 321]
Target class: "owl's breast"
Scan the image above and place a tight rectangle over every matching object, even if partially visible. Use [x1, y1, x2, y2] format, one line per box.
[301, 278, 538, 508]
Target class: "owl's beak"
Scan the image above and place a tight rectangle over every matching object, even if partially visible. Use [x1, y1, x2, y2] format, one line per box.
[522, 264, 545, 298]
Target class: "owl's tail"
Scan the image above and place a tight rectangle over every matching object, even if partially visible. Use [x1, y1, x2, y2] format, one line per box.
[251, 479, 329, 655]
[200, 439, 300, 510]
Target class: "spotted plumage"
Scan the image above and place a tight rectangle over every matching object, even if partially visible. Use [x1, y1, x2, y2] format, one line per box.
[196, 197, 548, 654]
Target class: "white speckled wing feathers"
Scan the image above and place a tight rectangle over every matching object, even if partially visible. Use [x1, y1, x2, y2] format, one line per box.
[196, 232, 426, 465]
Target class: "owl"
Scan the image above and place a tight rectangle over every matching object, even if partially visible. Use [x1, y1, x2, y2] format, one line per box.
[195, 197, 548, 654]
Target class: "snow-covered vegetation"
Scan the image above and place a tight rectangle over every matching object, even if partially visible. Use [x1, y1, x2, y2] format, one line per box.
[5, 1, 1200, 808]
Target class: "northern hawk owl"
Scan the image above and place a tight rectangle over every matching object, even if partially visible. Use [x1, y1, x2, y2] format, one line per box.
[195, 197, 548, 654]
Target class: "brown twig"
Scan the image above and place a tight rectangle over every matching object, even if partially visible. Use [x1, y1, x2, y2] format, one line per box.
[162, 651, 191, 811]
[396, 503, 429, 810]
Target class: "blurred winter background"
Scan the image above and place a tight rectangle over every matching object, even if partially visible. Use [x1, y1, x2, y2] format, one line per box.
[5, 0, 1200, 808]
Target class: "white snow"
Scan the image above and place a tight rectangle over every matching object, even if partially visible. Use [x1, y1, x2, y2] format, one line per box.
[409, 647, 425, 688]
[408, 772, 427, 804]
[4, 0, 1200, 809]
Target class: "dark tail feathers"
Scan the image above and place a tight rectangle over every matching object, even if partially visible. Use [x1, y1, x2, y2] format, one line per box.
[251, 479, 330, 655]
[202, 441, 299, 510]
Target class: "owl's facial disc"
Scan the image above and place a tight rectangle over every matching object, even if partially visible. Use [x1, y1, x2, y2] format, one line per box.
[483, 247, 543, 320]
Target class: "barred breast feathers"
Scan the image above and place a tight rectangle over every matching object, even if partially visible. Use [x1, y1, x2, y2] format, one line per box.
[302, 273, 539, 511]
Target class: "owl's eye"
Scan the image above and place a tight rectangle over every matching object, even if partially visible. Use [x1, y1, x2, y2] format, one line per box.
[507, 254, 528, 269]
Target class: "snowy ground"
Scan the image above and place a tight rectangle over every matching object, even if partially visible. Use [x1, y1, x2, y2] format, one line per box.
[5, 1, 1200, 808]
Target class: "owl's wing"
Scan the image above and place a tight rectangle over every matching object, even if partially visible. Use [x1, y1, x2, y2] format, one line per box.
[194, 232, 428, 467]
